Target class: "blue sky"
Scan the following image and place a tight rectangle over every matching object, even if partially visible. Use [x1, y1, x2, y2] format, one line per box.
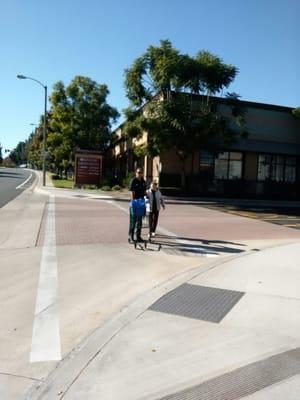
[1, 0, 299, 153]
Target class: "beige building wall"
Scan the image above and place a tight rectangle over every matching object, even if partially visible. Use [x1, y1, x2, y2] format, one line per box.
[160, 149, 195, 175]
[219, 104, 300, 145]
[151, 156, 161, 181]
[133, 131, 148, 147]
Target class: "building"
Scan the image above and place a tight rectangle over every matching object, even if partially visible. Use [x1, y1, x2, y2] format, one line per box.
[110, 96, 300, 199]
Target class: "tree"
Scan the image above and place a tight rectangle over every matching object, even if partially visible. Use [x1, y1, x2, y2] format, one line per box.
[0, 143, 2, 165]
[124, 40, 247, 188]
[26, 127, 43, 169]
[292, 107, 300, 119]
[3, 156, 16, 168]
[48, 76, 119, 174]
[10, 141, 27, 166]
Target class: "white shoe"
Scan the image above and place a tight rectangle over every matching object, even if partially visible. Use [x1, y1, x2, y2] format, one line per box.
[151, 232, 155, 237]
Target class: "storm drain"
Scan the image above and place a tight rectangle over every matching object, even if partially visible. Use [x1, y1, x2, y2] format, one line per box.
[149, 283, 244, 323]
[156, 347, 300, 400]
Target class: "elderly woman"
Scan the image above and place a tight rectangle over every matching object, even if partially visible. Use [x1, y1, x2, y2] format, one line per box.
[146, 181, 165, 238]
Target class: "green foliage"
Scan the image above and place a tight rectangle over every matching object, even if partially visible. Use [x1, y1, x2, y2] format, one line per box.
[3, 157, 16, 167]
[111, 184, 121, 191]
[26, 127, 44, 169]
[292, 107, 300, 119]
[194, 51, 237, 94]
[50, 175, 74, 189]
[48, 75, 119, 172]
[123, 40, 246, 188]
[51, 174, 61, 180]
[81, 184, 98, 190]
[100, 185, 111, 191]
[122, 171, 135, 188]
[124, 39, 238, 106]
[133, 144, 147, 158]
[10, 141, 27, 165]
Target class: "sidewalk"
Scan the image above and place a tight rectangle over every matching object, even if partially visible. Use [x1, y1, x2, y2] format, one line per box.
[25, 172, 300, 400]
[39, 171, 300, 209]
[2, 172, 300, 400]
[26, 241, 300, 400]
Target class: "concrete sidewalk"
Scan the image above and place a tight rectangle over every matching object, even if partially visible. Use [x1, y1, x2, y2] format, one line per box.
[2, 172, 300, 400]
[26, 175, 300, 399]
[26, 241, 300, 400]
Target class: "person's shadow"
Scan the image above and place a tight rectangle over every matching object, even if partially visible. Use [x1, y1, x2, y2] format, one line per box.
[151, 234, 247, 256]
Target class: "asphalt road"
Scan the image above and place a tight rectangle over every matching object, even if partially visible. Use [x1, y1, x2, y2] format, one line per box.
[0, 167, 36, 208]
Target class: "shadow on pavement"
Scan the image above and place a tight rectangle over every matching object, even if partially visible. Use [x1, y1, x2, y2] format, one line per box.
[0, 171, 24, 178]
[156, 234, 246, 247]
[152, 234, 246, 256]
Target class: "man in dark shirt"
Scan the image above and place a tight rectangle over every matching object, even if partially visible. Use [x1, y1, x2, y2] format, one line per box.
[129, 168, 147, 242]
[129, 168, 147, 200]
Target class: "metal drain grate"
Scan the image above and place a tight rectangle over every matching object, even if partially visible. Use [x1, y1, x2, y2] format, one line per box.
[149, 283, 244, 323]
[157, 347, 300, 400]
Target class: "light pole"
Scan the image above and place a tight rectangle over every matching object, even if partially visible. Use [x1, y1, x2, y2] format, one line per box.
[17, 75, 47, 186]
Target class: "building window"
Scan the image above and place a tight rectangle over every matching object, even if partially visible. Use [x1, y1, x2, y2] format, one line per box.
[257, 155, 271, 181]
[257, 154, 296, 183]
[199, 151, 214, 176]
[285, 156, 296, 182]
[214, 152, 243, 180]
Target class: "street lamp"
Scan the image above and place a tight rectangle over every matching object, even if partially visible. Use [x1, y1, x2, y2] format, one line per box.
[17, 74, 47, 186]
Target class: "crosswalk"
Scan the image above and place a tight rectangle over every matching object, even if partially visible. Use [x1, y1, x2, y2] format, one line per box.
[30, 195, 61, 362]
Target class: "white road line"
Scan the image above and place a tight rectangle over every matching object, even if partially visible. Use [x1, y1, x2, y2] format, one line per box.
[106, 199, 129, 212]
[106, 200, 218, 257]
[30, 195, 61, 362]
[15, 173, 32, 189]
[156, 225, 218, 257]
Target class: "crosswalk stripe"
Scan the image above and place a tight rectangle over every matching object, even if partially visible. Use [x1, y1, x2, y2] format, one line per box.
[30, 195, 61, 362]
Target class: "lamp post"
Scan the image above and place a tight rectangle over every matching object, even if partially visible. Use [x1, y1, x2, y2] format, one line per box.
[17, 75, 47, 186]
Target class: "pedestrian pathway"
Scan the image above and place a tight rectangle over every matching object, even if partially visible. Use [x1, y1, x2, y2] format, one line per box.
[3, 171, 300, 400]
[28, 241, 300, 400]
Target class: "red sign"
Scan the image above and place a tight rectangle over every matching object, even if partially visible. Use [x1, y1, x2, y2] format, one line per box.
[75, 151, 103, 185]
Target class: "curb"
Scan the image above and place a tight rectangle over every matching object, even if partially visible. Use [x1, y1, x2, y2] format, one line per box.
[23, 239, 300, 400]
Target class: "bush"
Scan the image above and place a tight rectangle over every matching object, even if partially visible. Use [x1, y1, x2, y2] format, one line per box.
[111, 185, 121, 191]
[82, 184, 98, 190]
[52, 174, 61, 180]
[100, 178, 110, 187]
[122, 172, 135, 188]
[100, 185, 111, 191]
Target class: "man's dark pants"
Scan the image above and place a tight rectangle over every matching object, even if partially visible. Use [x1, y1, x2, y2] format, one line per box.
[129, 207, 143, 240]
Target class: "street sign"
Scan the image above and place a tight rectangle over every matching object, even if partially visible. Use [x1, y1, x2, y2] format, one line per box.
[75, 150, 103, 186]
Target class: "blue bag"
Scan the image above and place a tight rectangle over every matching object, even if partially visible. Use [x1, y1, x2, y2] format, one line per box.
[131, 198, 146, 217]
